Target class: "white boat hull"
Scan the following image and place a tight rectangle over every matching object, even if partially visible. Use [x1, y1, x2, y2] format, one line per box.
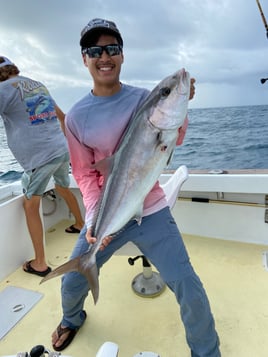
[1, 169, 268, 281]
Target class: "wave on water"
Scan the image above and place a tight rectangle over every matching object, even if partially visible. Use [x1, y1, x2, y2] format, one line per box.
[0, 170, 23, 183]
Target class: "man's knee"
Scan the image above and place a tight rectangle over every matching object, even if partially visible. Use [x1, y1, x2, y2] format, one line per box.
[23, 195, 40, 212]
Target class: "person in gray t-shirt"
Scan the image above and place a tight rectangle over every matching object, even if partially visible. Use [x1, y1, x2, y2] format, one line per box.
[0, 56, 84, 277]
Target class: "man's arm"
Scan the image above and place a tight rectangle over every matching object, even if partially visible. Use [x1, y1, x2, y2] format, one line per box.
[55, 104, 66, 134]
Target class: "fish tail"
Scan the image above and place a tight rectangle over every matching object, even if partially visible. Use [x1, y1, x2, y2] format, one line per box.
[40, 252, 100, 304]
[85, 261, 99, 304]
[40, 256, 81, 284]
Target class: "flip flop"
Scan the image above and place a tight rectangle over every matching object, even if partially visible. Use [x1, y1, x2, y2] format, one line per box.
[53, 311, 87, 351]
[23, 260, 51, 277]
[65, 224, 81, 234]
[53, 325, 78, 352]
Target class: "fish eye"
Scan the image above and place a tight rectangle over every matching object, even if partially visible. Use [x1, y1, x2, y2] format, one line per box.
[160, 87, 171, 98]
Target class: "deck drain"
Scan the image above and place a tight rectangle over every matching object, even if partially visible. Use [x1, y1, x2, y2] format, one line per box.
[12, 303, 25, 312]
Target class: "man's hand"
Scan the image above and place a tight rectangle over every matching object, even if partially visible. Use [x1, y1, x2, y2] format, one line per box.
[189, 78, 196, 100]
[86, 228, 112, 251]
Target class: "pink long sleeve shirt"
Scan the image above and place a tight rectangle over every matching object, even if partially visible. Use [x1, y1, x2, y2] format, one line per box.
[65, 84, 188, 228]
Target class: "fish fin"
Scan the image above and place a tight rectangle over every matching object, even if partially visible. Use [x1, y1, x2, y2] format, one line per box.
[40, 256, 81, 284]
[91, 156, 114, 177]
[40, 251, 100, 304]
[85, 261, 99, 304]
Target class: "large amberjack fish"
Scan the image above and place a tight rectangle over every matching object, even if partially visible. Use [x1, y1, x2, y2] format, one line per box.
[41, 68, 191, 304]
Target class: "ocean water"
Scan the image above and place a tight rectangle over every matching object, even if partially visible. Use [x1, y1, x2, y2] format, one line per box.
[0, 104, 268, 185]
[168, 104, 268, 170]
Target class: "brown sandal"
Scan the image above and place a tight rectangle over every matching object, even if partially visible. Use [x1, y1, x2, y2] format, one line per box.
[53, 324, 78, 351]
[23, 260, 51, 277]
[52, 311, 87, 351]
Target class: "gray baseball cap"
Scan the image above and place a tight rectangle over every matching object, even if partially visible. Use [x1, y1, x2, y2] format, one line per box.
[80, 18, 123, 47]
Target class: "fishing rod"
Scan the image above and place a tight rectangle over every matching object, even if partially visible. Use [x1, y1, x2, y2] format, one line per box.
[256, 1, 268, 84]
[256, 0, 268, 38]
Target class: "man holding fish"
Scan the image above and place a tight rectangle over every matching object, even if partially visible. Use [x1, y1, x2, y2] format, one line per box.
[50, 18, 221, 356]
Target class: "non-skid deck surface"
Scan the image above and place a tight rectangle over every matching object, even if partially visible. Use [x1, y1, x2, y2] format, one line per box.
[0, 219, 268, 356]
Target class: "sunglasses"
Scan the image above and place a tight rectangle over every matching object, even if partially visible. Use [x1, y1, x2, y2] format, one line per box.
[82, 44, 122, 58]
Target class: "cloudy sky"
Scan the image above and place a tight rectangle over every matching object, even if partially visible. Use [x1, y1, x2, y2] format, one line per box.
[1, 0, 268, 111]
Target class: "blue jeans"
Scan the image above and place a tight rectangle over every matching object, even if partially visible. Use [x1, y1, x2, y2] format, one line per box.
[60, 207, 220, 356]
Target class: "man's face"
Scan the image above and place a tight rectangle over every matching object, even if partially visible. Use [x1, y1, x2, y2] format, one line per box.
[83, 34, 124, 88]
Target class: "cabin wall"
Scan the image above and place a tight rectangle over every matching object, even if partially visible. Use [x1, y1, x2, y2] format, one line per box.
[160, 172, 268, 245]
[0, 178, 85, 281]
[43, 172, 268, 248]
[174, 197, 268, 245]
[2, 171, 268, 281]
[0, 193, 34, 281]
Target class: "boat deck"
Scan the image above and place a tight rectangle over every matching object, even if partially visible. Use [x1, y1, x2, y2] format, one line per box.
[1, 219, 268, 356]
